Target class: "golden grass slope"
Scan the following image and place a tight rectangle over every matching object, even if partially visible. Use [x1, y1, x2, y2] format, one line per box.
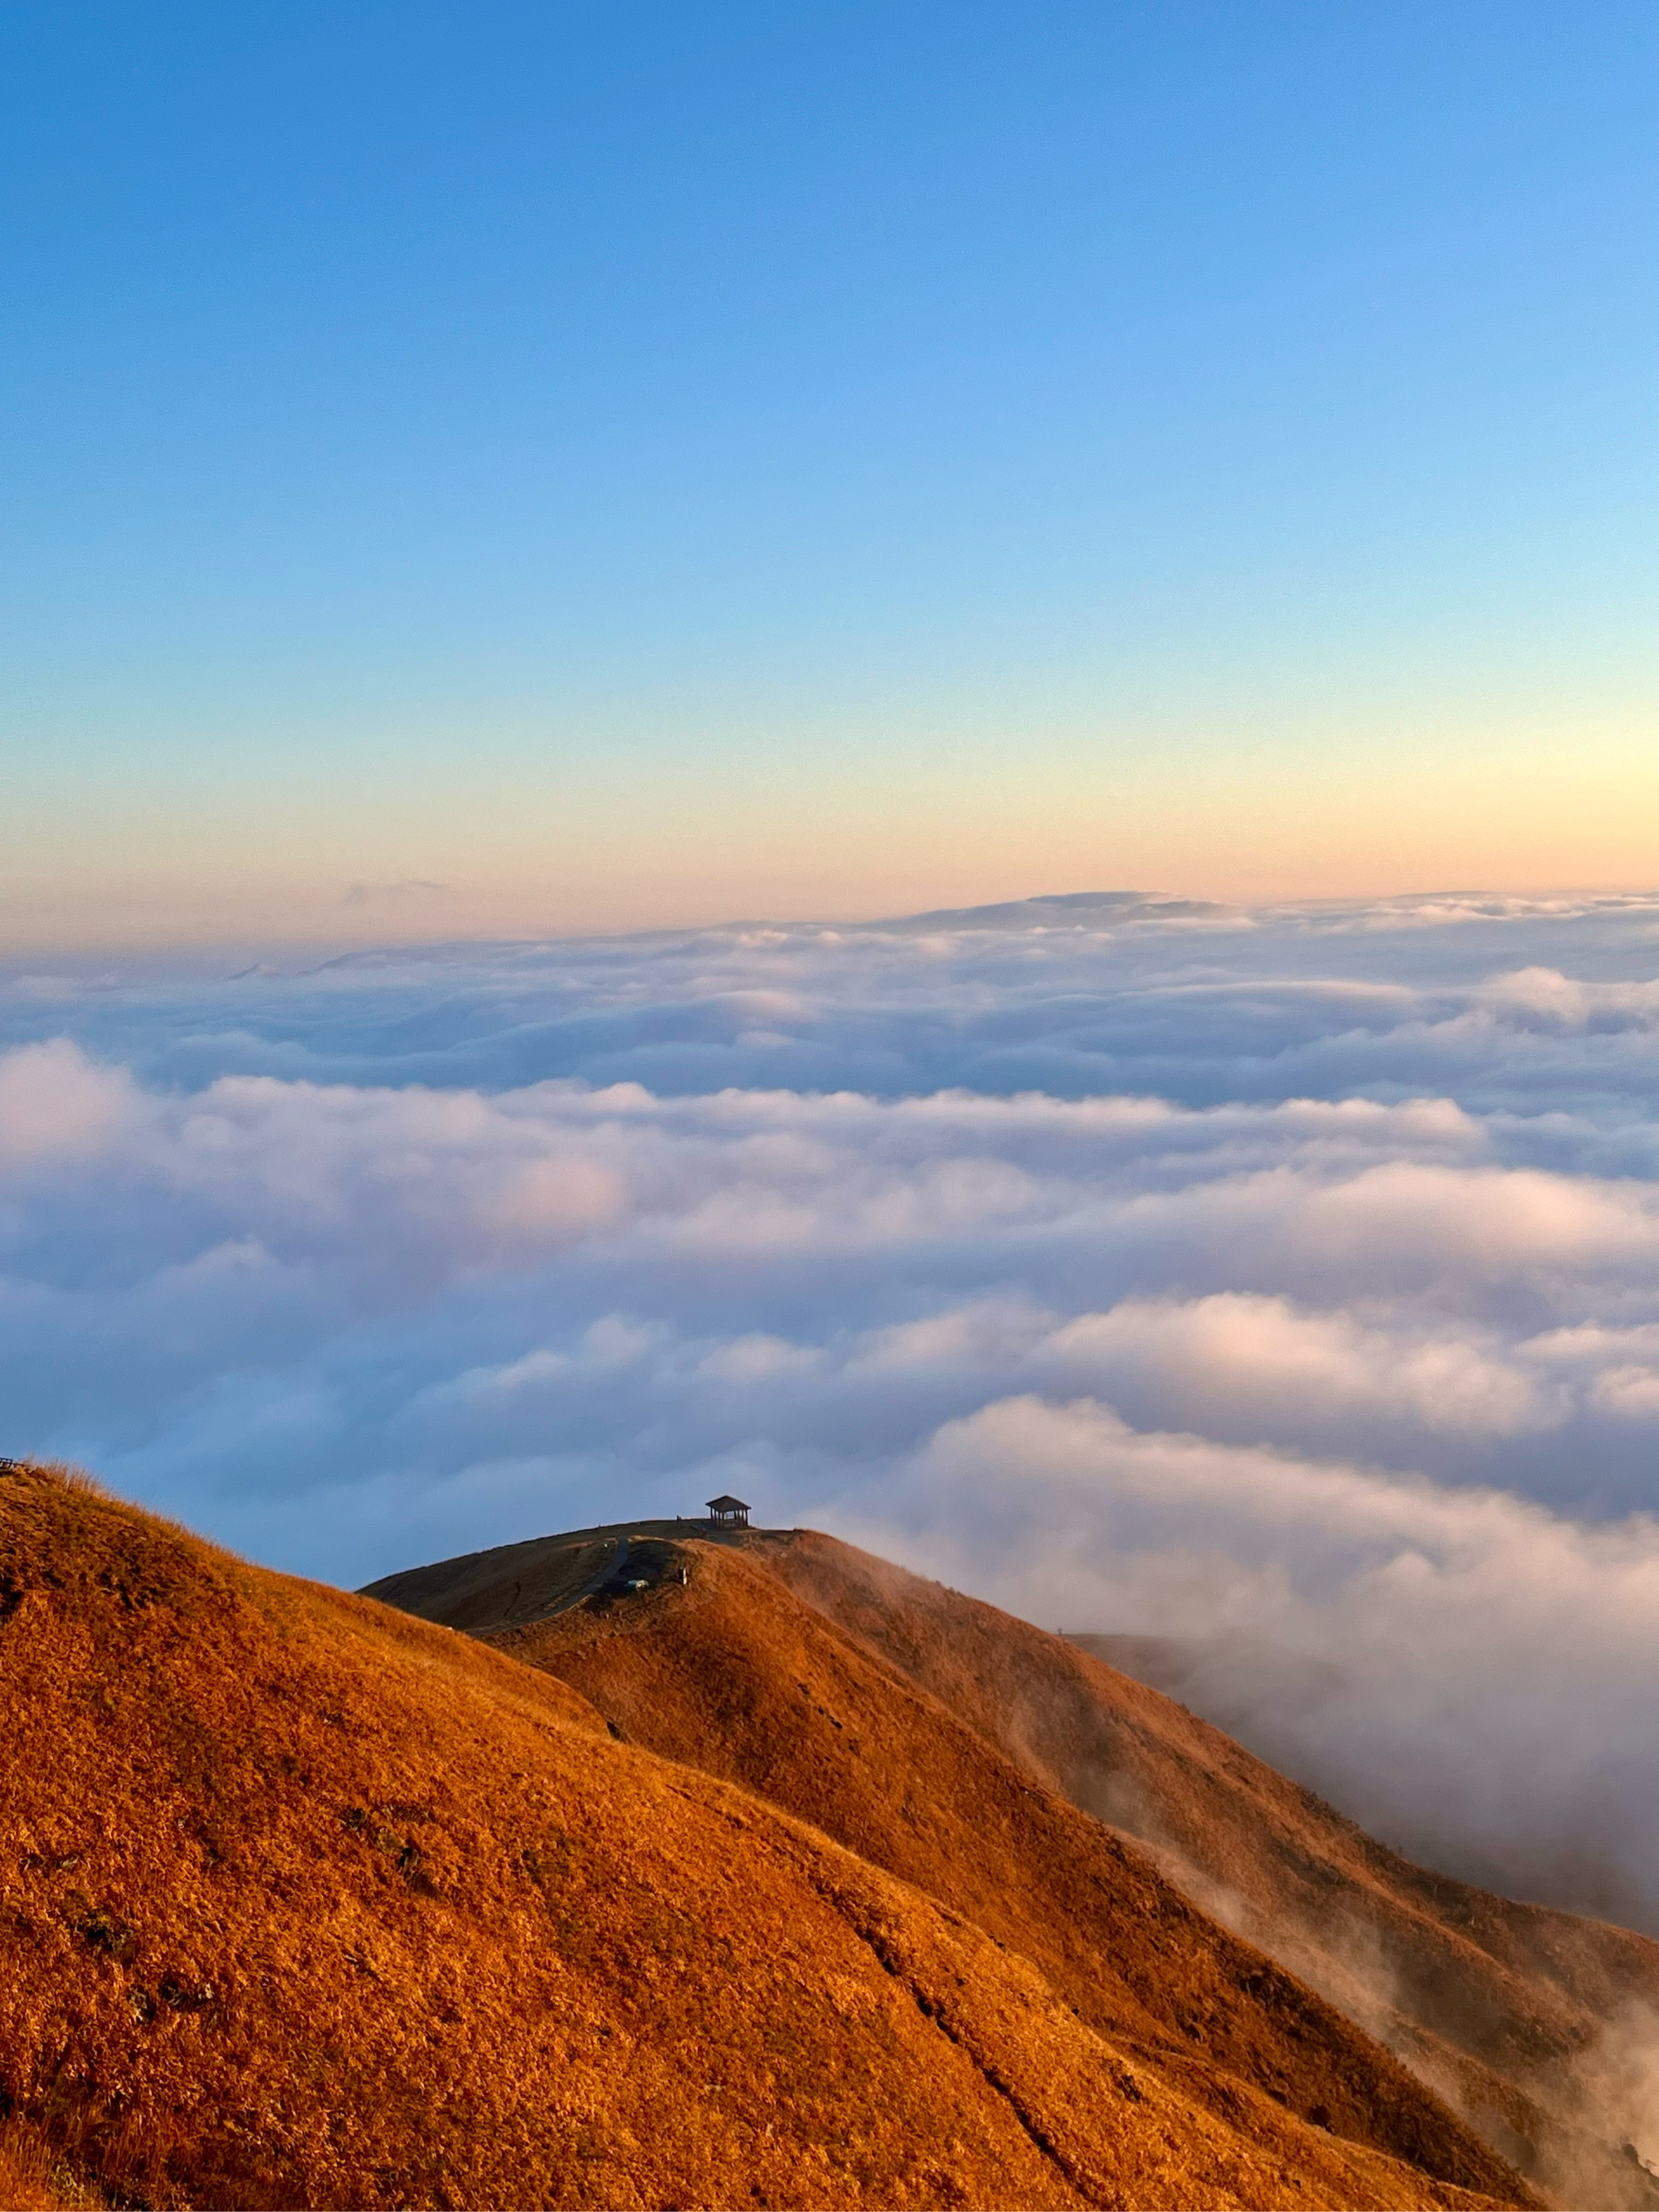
[0, 2113, 105, 2211]
[377, 1518, 1659, 2210]
[479, 1537, 1526, 2204]
[764, 1532, 1659, 2212]
[1, 1466, 1521, 2211]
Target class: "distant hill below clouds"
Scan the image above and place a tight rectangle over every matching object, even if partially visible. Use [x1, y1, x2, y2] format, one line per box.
[864, 889, 1234, 931]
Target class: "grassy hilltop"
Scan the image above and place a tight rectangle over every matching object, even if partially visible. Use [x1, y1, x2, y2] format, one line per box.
[1, 1465, 1653, 2208]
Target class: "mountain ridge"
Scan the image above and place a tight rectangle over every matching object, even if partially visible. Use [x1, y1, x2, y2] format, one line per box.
[2, 1463, 1532, 2211]
[368, 1517, 1659, 2210]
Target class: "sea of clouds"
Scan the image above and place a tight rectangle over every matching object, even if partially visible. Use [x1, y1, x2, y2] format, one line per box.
[2, 888, 1657, 1928]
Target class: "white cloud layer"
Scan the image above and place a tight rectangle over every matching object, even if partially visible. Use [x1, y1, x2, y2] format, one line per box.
[854, 1398, 1659, 1932]
[1, 890, 1656, 1926]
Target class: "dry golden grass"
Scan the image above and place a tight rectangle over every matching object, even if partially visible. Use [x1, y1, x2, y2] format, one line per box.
[756, 1534, 1659, 2210]
[496, 1538, 1531, 2205]
[0, 2113, 106, 2210]
[0, 1462, 1531, 2210]
[413, 1519, 1659, 2209]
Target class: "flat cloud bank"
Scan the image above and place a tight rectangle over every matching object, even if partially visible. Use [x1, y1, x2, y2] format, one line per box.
[1, 889, 1656, 1927]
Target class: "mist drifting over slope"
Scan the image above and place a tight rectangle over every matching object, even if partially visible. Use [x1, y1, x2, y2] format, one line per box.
[2, 890, 1656, 1928]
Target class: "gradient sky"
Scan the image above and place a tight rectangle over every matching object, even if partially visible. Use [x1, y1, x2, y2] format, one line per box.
[2, 1, 1655, 949]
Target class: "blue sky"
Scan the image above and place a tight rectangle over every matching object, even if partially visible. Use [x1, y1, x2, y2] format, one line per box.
[4, 17, 1657, 1939]
[2, 2, 1655, 946]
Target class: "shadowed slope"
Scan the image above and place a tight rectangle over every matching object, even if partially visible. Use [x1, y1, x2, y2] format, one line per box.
[366, 1529, 619, 1632]
[0, 1466, 1517, 2212]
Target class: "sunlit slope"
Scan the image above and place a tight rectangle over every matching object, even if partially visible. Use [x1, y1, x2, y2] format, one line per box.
[382, 1519, 1658, 2211]
[382, 1526, 1528, 2204]
[764, 1533, 1659, 2212]
[0, 1469, 1515, 2212]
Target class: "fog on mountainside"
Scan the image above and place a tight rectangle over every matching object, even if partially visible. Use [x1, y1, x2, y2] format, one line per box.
[2, 892, 1657, 1941]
